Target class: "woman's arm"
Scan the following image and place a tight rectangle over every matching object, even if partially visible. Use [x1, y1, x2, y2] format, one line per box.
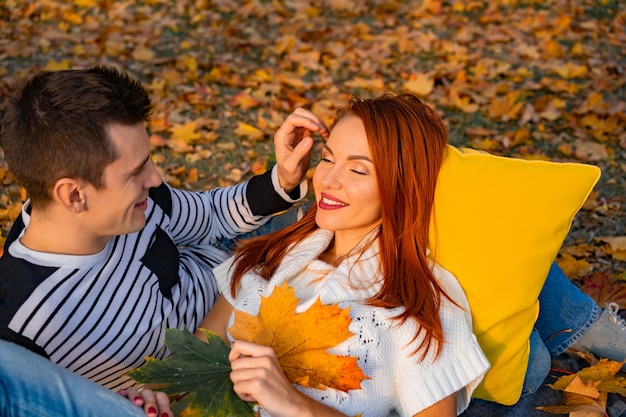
[229, 340, 348, 417]
[412, 393, 456, 417]
[194, 294, 233, 342]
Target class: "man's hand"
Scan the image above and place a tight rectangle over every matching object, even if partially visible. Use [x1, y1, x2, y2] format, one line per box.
[274, 108, 329, 192]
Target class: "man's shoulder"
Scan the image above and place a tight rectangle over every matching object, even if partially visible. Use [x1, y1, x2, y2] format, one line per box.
[149, 182, 172, 217]
[0, 251, 59, 295]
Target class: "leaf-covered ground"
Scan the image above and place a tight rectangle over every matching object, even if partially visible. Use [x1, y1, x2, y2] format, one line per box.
[0, 1, 624, 293]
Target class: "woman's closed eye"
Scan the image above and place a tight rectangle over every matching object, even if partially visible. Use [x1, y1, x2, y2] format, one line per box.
[350, 168, 367, 175]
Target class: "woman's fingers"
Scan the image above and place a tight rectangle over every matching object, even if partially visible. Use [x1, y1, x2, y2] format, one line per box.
[123, 385, 172, 417]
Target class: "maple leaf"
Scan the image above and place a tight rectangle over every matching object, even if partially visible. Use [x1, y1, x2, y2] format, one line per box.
[234, 122, 264, 141]
[44, 59, 71, 71]
[132, 46, 156, 62]
[596, 237, 626, 262]
[580, 271, 626, 310]
[171, 121, 202, 143]
[539, 359, 626, 415]
[487, 90, 525, 120]
[128, 328, 255, 417]
[448, 87, 478, 113]
[228, 281, 369, 392]
[557, 252, 591, 278]
[404, 72, 434, 96]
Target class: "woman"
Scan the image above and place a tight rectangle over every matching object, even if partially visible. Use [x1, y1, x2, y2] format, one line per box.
[198, 93, 490, 417]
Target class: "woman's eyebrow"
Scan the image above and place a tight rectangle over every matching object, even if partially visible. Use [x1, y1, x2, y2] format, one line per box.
[347, 155, 373, 162]
[323, 143, 372, 162]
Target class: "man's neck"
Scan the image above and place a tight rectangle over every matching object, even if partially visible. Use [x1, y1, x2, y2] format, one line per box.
[20, 209, 108, 256]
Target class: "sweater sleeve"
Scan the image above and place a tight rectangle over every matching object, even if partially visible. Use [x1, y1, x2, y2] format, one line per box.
[392, 265, 490, 416]
[157, 165, 306, 247]
[246, 165, 307, 216]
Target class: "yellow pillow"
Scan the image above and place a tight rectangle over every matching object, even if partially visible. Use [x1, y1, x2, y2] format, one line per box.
[428, 145, 600, 405]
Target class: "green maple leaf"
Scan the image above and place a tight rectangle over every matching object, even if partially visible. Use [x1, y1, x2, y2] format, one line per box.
[127, 328, 254, 417]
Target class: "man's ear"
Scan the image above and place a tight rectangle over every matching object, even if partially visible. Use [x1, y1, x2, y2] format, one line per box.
[53, 178, 87, 213]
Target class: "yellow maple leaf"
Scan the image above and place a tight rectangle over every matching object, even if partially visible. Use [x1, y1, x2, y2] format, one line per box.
[344, 77, 385, 92]
[44, 59, 71, 71]
[0, 202, 23, 222]
[170, 121, 201, 143]
[553, 62, 588, 79]
[540, 359, 626, 416]
[234, 122, 264, 141]
[595, 236, 626, 262]
[75, 0, 97, 6]
[563, 375, 601, 399]
[556, 252, 590, 278]
[132, 46, 156, 62]
[228, 281, 369, 392]
[448, 88, 478, 113]
[404, 73, 434, 96]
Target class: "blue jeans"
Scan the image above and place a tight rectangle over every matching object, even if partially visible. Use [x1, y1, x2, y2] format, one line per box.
[525, 262, 600, 391]
[536, 262, 601, 355]
[0, 340, 145, 417]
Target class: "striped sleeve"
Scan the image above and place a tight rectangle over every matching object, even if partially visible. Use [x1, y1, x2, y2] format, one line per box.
[165, 166, 306, 247]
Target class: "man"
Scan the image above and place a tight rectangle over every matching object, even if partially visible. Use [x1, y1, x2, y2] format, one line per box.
[0, 66, 328, 390]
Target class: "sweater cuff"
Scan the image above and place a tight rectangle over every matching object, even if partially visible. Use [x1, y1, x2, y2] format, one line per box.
[245, 165, 307, 216]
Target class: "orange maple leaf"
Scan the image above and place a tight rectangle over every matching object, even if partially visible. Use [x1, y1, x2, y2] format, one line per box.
[487, 90, 525, 120]
[228, 281, 369, 392]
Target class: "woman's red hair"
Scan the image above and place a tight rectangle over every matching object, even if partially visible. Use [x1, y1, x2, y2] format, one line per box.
[229, 93, 449, 358]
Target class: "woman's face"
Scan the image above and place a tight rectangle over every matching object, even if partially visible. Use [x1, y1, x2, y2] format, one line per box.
[313, 115, 382, 246]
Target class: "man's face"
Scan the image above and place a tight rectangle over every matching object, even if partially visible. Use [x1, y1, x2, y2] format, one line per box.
[81, 123, 162, 242]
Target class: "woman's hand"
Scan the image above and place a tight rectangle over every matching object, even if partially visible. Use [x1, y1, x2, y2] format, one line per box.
[273, 108, 329, 192]
[119, 385, 172, 417]
[229, 340, 309, 417]
[229, 340, 353, 417]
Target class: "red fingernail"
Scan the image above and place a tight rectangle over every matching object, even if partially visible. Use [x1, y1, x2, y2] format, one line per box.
[147, 407, 157, 416]
[161, 414, 169, 417]
[133, 396, 142, 404]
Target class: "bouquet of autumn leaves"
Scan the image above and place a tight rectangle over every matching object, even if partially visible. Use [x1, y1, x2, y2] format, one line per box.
[127, 282, 369, 417]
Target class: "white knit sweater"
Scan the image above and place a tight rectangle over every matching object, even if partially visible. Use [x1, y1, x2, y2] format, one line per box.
[214, 229, 490, 417]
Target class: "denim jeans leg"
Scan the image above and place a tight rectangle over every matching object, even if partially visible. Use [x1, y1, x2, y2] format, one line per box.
[461, 331, 551, 417]
[521, 329, 551, 394]
[0, 340, 145, 417]
[535, 262, 600, 355]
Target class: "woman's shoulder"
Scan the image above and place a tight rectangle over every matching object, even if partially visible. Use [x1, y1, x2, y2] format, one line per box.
[430, 262, 471, 310]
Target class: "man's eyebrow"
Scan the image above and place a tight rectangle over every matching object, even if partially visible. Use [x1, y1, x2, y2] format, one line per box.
[129, 155, 150, 176]
[323, 144, 372, 162]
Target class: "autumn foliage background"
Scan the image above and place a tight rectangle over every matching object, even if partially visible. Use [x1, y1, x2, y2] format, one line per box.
[0, 0, 625, 302]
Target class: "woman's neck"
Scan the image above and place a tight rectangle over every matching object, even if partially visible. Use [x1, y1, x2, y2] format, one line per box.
[319, 227, 380, 266]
